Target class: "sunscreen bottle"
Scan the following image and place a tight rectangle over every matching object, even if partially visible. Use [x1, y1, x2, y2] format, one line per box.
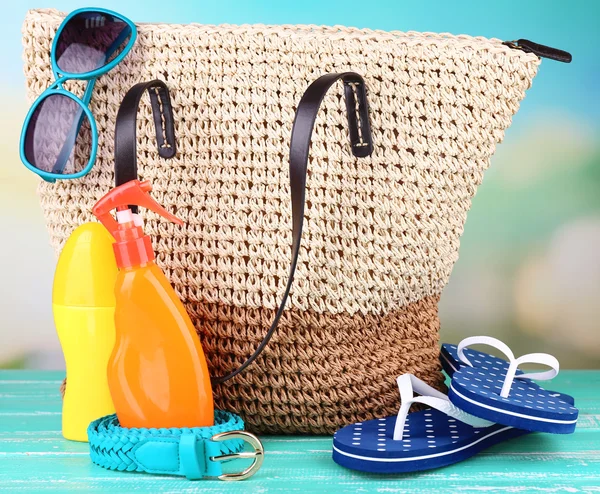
[93, 179, 214, 429]
[53, 223, 118, 441]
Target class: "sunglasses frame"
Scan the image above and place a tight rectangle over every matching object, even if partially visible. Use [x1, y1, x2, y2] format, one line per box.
[20, 7, 137, 183]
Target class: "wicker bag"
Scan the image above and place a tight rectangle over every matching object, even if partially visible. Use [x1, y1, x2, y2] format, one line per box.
[23, 8, 543, 434]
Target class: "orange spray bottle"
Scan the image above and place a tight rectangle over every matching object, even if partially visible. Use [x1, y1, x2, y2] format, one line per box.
[92, 179, 214, 429]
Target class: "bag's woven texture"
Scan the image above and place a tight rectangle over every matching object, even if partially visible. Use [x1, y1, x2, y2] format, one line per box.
[23, 9, 540, 434]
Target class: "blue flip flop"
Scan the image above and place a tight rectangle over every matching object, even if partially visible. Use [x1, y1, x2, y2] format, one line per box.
[332, 374, 529, 474]
[440, 339, 575, 405]
[447, 337, 578, 434]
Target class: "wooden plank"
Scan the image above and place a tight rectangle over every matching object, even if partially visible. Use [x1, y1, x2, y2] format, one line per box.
[1, 428, 600, 454]
[0, 370, 599, 493]
[0, 370, 64, 382]
[1, 444, 599, 493]
[0, 414, 62, 433]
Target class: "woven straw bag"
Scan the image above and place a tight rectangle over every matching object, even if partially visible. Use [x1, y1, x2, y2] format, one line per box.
[23, 8, 543, 434]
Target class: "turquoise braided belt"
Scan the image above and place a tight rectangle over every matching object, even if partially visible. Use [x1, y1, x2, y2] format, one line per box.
[87, 410, 264, 481]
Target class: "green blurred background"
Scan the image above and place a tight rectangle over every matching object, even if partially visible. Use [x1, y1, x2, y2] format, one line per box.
[0, 1, 598, 369]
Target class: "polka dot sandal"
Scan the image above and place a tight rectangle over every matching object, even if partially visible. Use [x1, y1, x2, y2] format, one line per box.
[440, 339, 575, 405]
[447, 336, 579, 434]
[332, 374, 529, 474]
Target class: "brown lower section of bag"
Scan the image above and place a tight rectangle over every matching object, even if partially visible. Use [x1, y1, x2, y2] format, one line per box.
[60, 295, 443, 434]
[191, 295, 444, 434]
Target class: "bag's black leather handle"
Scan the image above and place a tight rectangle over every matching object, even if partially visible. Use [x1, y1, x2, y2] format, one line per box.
[212, 72, 373, 385]
[114, 79, 177, 212]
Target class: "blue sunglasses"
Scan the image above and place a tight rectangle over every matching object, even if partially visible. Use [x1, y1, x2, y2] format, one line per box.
[20, 8, 137, 182]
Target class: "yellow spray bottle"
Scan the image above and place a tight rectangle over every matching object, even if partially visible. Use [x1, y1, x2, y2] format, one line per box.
[52, 223, 118, 441]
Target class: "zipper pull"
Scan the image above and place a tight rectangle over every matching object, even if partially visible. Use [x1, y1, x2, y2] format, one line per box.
[503, 39, 572, 63]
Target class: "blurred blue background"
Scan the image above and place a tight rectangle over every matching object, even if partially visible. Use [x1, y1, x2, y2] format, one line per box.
[0, 1, 598, 368]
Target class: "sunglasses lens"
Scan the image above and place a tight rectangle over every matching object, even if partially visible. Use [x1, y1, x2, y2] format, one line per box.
[24, 94, 93, 176]
[55, 11, 132, 74]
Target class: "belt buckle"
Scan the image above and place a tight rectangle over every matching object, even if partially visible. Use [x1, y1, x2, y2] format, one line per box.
[210, 430, 264, 481]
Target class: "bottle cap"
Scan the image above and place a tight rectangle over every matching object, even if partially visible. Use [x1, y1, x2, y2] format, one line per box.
[52, 223, 118, 307]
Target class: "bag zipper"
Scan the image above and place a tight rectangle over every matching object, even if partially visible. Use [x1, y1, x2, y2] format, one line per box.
[503, 39, 572, 63]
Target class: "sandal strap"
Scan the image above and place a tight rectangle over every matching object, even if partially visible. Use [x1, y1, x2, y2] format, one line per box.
[456, 336, 560, 399]
[393, 374, 493, 441]
[502, 353, 560, 398]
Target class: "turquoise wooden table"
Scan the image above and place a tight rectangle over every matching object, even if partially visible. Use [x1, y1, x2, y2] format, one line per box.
[1, 370, 599, 492]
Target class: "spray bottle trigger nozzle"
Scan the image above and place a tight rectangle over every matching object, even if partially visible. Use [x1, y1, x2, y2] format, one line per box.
[93, 179, 183, 240]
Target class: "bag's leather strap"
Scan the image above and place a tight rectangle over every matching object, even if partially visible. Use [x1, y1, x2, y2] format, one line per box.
[212, 72, 374, 385]
[114, 79, 177, 212]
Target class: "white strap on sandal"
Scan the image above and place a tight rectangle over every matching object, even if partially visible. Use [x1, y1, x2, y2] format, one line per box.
[456, 336, 560, 399]
[393, 374, 493, 440]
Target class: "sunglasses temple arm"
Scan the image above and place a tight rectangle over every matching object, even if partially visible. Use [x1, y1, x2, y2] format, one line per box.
[103, 25, 133, 66]
[51, 79, 97, 175]
[81, 78, 97, 106]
